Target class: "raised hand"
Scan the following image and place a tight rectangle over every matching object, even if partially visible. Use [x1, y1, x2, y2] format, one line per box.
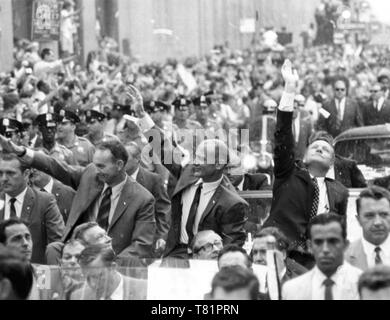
[126, 84, 145, 117]
[0, 134, 25, 155]
[281, 59, 299, 93]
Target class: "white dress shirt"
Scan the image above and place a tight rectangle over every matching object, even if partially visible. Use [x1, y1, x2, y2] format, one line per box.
[42, 178, 54, 194]
[293, 116, 300, 143]
[93, 178, 127, 225]
[236, 177, 245, 192]
[311, 263, 361, 300]
[180, 177, 223, 244]
[376, 97, 385, 112]
[335, 98, 346, 121]
[361, 236, 390, 268]
[109, 273, 124, 300]
[326, 166, 335, 180]
[4, 188, 28, 220]
[130, 167, 140, 181]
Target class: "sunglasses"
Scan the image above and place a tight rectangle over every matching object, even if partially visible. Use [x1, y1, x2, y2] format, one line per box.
[335, 88, 346, 92]
[370, 90, 380, 93]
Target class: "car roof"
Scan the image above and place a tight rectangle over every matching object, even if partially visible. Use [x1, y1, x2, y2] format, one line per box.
[334, 124, 390, 143]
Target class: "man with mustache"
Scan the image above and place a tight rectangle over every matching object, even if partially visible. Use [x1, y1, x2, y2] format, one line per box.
[345, 186, 390, 271]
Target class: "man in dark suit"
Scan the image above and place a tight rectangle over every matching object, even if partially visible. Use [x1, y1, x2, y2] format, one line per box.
[71, 244, 147, 300]
[125, 142, 171, 255]
[29, 167, 76, 224]
[0, 153, 64, 264]
[122, 85, 249, 259]
[361, 82, 390, 126]
[263, 60, 349, 255]
[292, 95, 314, 160]
[0, 137, 156, 262]
[317, 78, 363, 137]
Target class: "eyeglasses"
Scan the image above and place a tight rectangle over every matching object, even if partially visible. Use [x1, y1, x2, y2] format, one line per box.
[370, 90, 380, 93]
[196, 240, 223, 253]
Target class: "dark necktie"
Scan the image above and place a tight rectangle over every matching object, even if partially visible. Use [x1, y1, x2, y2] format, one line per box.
[9, 198, 17, 218]
[186, 183, 203, 242]
[323, 278, 335, 300]
[311, 178, 320, 220]
[97, 187, 112, 230]
[375, 247, 383, 265]
[40, 188, 47, 193]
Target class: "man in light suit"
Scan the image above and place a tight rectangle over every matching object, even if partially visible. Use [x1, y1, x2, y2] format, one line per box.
[345, 186, 390, 271]
[0, 153, 64, 264]
[282, 214, 362, 300]
[317, 78, 363, 137]
[71, 244, 147, 300]
[0, 136, 156, 263]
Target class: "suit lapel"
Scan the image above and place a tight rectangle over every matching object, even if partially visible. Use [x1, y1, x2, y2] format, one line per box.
[108, 178, 132, 232]
[198, 186, 223, 227]
[21, 187, 35, 221]
[172, 166, 198, 198]
[325, 179, 336, 212]
[136, 168, 145, 186]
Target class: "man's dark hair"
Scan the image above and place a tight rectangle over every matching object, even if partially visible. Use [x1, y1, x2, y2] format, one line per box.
[254, 227, 290, 252]
[97, 140, 129, 165]
[308, 130, 334, 148]
[308, 213, 347, 240]
[0, 153, 30, 173]
[211, 266, 259, 300]
[217, 244, 252, 269]
[40, 48, 52, 60]
[78, 244, 116, 268]
[358, 266, 390, 295]
[0, 219, 29, 244]
[356, 186, 390, 216]
[71, 222, 99, 245]
[0, 246, 33, 300]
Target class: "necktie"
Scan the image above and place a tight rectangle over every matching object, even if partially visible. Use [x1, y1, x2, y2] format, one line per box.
[97, 187, 112, 230]
[186, 183, 203, 242]
[375, 247, 383, 265]
[323, 278, 335, 300]
[9, 198, 17, 218]
[311, 178, 320, 220]
[40, 188, 47, 193]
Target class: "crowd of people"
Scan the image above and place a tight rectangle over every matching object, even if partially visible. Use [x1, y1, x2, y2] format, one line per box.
[1, 17, 390, 300]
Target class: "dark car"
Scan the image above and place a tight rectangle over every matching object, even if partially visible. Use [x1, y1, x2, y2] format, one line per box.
[334, 124, 390, 181]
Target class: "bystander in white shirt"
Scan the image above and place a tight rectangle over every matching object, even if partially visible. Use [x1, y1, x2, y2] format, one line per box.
[361, 236, 390, 268]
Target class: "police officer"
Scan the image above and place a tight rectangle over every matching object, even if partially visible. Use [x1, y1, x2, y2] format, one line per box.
[84, 110, 119, 147]
[0, 118, 24, 146]
[56, 109, 95, 167]
[192, 94, 223, 138]
[144, 100, 172, 130]
[110, 103, 133, 135]
[34, 113, 78, 165]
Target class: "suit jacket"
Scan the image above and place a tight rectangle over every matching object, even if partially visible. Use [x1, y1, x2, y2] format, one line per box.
[334, 155, 367, 189]
[293, 112, 313, 160]
[264, 111, 349, 248]
[0, 187, 64, 264]
[51, 180, 76, 224]
[243, 173, 269, 191]
[164, 165, 249, 256]
[282, 263, 362, 300]
[361, 98, 390, 126]
[344, 239, 369, 271]
[133, 166, 171, 241]
[71, 274, 147, 300]
[29, 151, 156, 260]
[317, 98, 363, 137]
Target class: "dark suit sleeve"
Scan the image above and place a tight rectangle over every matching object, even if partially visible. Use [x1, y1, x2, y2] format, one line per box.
[31, 151, 84, 190]
[274, 110, 296, 179]
[117, 196, 156, 259]
[350, 161, 367, 188]
[44, 195, 65, 244]
[220, 202, 248, 247]
[337, 188, 349, 217]
[152, 175, 172, 241]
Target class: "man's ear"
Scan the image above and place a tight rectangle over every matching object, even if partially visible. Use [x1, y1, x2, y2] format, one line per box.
[116, 160, 125, 171]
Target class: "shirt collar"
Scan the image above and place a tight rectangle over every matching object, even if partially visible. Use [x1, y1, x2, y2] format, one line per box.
[326, 166, 335, 180]
[196, 177, 223, 194]
[362, 234, 390, 253]
[103, 177, 127, 199]
[109, 273, 124, 300]
[5, 187, 28, 204]
[43, 178, 54, 194]
[313, 263, 345, 285]
[130, 167, 140, 181]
